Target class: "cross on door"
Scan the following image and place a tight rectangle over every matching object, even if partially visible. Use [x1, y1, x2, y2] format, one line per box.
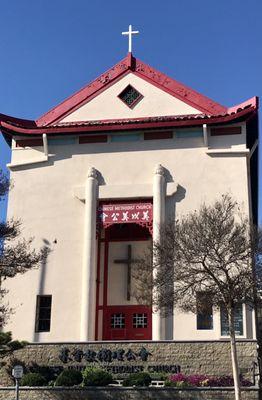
[114, 245, 139, 301]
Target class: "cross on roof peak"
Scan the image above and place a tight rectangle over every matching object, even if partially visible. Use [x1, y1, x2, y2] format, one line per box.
[122, 24, 139, 54]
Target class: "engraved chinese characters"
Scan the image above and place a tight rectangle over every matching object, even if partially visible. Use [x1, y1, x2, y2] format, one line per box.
[59, 346, 151, 364]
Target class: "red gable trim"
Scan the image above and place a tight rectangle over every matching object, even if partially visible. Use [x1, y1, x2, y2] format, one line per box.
[133, 59, 226, 115]
[35, 54, 227, 127]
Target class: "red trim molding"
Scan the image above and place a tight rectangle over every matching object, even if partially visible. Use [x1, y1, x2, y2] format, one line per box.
[0, 105, 256, 138]
[34, 54, 227, 127]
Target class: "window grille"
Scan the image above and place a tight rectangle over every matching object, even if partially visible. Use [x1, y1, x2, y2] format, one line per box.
[118, 85, 143, 108]
[133, 313, 148, 328]
[35, 295, 52, 332]
[111, 313, 125, 329]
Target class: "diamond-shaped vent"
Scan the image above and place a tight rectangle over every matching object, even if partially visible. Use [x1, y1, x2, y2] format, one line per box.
[118, 85, 143, 108]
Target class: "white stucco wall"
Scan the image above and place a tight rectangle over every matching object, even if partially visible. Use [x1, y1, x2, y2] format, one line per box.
[4, 123, 252, 342]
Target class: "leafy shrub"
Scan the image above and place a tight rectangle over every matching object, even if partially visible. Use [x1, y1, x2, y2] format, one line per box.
[8, 340, 26, 351]
[55, 369, 83, 386]
[123, 372, 151, 387]
[82, 367, 113, 386]
[165, 373, 252, 387]
[20, 372, 47, 387]
[28, 364, 61, 383]
[0, 331, 12, 346]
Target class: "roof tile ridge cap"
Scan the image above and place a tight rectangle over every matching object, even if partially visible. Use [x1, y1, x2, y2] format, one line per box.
[55, 112, 206, 126]
[36, 55, 130, 127]
[226, 96, 259, 114]
[134, 57, 227, 115]
[0, 113, 36, 127]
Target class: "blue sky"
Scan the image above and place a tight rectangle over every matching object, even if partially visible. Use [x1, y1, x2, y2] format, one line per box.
[0, 0, 261, 222]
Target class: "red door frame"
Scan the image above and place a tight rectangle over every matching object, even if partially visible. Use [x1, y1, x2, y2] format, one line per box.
[103, 305, 152, 340]
[95, 219, 152, 340]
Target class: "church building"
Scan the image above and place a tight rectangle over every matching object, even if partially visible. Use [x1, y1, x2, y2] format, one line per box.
[0, 31, 259, 343]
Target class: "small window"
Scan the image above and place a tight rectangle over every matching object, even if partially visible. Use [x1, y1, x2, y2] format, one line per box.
[79, 135, 107, 144]
[118, 85, 143, 108]
[16, 139, 43, 148]
[133, 313, 148, 328]
[35, 295, 52, 332]
[210, 127, 241, 136]
[196, 293, 213, 330]
[144, 131, 173, 140]
[111, 313, 125, 329]
[221, 304, 243, 336]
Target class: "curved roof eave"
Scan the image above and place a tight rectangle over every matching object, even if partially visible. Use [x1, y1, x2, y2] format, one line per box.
[0, 98, 258, 138]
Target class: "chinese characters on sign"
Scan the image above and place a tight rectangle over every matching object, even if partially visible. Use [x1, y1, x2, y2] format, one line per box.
[59, 346, 151, 364]
[58, 346, 181, 375]
[98, 203, 153, 226]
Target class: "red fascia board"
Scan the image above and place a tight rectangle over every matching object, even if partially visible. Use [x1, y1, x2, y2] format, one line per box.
[1, 107, 256, 136]
[36, 56, 131, 127]
[35, 54, 227, 127]
[0, 113, 36, 128]
[133, 59, 227, 115]
[227, 96, 259, 114]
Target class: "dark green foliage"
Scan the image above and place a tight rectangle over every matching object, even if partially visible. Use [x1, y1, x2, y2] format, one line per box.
[28, 363, 61, 383]
[82, 367, 113, 386]
[20, 372, 47, 387]
[8, 340, 25, 351]
[55, 369, 83, 386]
[122, 372, 152, 387]
[0, 331, 12, 345]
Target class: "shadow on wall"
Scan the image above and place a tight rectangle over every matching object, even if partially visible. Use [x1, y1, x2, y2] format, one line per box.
[33, 239, 52, 343]
[165, 182, 186, 340]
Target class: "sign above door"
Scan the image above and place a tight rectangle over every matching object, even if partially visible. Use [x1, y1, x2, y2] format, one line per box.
[98, 202, 153, 232]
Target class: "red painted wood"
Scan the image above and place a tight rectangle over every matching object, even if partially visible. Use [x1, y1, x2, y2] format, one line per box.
[144, 131, 173, 140]
[98, 202, 153, 227]
[1, 105, 256, 137]
[210, 126, 242, 136]
[103, 238, 109, 308]
[95, 238, 101, 340]
[79, 135, 107, 144]
[16, 138, 43, 147]
[103, 305, 152, 340]
[34, 54, 228, 127]
[101, 222, 152, 340]
[106, 223, 151, 241]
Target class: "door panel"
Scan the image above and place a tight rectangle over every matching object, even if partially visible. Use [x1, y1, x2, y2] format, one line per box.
[103, 305, 152, 340]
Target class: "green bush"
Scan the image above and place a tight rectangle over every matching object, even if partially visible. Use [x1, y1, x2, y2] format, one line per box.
[20, 372, 47, 387]
[8, 340, 26, 351]
[55, 369, 83, 387]
[82, 367, 113, 386]
[123, 372, 152, 387]
[0, 331, 12, 346]
[28, 363, 59, 383]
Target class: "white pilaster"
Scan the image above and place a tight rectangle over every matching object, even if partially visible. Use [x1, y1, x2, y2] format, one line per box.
[152, 163, 166, 340]
[80, 167, 98, 341]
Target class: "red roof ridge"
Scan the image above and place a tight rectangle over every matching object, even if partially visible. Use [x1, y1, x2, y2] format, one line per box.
[226, 96, 259, 114]
[35, 54, 227, 127]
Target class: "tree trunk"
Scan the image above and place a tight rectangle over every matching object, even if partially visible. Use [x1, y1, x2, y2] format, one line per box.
[228, 306, 241, 400]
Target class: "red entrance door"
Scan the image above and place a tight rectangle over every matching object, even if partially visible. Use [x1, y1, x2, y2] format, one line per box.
[103, 305, 152, 340]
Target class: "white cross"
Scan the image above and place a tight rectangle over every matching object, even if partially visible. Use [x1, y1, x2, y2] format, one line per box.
[122, 24, 139, 53]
